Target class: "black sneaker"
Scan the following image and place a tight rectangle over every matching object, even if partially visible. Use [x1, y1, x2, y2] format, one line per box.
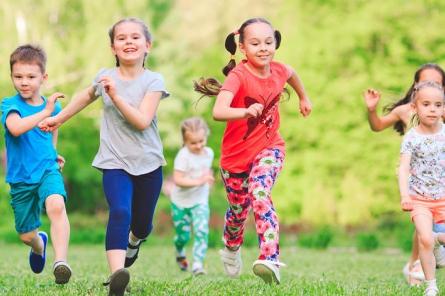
[124, 239, 145, 268]
[103, 268, 130, 296]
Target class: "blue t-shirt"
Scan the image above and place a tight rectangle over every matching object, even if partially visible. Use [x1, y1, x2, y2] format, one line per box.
[1, 94, 62, 184]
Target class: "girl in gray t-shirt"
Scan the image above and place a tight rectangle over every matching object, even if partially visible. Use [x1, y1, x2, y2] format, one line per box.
[39, 17, 168, 295]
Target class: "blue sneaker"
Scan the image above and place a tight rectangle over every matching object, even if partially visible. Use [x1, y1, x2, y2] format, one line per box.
[29, 231, 48, 273]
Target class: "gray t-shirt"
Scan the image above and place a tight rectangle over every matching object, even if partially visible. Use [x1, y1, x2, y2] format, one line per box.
[92, 68, 169, 175]
[401, 123, 445, 199]
[171, 146, 214, 208]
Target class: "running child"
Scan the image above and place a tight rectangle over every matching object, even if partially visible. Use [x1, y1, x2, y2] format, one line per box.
[194, 17, 312, 284]
[1, 44, 71, 284]
[170, 117, 214, 275]
[39, 18, 168, 295]
[364, 63, 445, 285]
[398, 80, 445, 296]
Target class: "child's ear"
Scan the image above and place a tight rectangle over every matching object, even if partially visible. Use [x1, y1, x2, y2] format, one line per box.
[43, 73, 48, 82]
[238, 42, 246, 55]
[145, 41, 152, 53]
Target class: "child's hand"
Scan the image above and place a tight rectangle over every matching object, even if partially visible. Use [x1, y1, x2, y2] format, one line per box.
[245, 103, 264, 118]
[57, 154, 65, 171]
[39, 116, 60, 132]
[299, 97, 312, 117]
[98, 76, 117, 99]
[200, 170, 215, 186]
[401, 196, 413, 212]
[45, 92, 64, 113]
[364, 89, 381, 112]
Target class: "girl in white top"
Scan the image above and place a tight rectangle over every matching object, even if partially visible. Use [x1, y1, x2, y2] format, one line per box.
[170, 117, 214, 275]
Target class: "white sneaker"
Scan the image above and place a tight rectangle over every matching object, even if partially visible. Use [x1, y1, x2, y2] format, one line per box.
[402, 260, 425, 284]
[424, 286, 439, 296]
[192, 262, 206, 276]
[252, 260, 286, 284]
[433, 233, 445, 268]
[219, 248, 242, 277]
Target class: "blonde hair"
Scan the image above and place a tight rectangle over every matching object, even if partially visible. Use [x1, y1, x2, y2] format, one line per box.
[180, 117, 209, 143]
[411, 80, 444, 102]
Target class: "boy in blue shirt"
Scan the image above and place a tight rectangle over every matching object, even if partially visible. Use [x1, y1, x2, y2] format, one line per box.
[1, 44, 71, 284]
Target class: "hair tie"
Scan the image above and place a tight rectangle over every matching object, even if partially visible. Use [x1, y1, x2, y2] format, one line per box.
[233, 30, 239, 35]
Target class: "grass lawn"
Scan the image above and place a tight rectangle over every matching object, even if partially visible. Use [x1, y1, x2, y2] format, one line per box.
[0, 243, 441, 295]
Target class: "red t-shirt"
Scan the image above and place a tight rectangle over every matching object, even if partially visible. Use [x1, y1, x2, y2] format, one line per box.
[219, 60, 291, 172]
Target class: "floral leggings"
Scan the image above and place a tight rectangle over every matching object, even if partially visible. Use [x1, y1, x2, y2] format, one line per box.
[221, 148, 284, 262]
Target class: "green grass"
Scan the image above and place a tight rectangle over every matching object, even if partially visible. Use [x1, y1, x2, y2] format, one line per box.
[0, 243, 440, 295]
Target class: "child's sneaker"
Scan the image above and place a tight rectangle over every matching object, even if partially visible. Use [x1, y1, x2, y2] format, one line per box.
[176, 256, 188, 271]
[425, 286, 439, 296]
[103, 268, 130, 296]
[219, 247, 242, 277]
[29, 231, 48, 273]
[433, 233, 445, 268]
[252, 260, 286, 284]
[53, 261, 72, 284]
[192, 262, 206, 276]
[402, 260, 424, 286]
[124, 239, 145, 268]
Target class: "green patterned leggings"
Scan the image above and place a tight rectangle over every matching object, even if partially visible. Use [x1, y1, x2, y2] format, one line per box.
[171, 202, 209, 264]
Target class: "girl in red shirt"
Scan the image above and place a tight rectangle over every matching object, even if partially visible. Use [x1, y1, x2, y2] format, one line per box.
[195, 17, 311, 284]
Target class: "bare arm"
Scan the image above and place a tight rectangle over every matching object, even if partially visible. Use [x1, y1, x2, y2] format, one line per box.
[99, 76, 162, 130]
[6, 92, 64, 137]
[111, 91, 162, 130]
[364, 89, 404, 132]
[39, 86, 97, 132]
[212, 90, 263, 121]
[398, 153, 413, 211]
[173, 170, 213, 188]
[286, 65, 312, 117]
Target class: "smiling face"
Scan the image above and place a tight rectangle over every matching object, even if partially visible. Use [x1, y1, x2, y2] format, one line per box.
[412, 87, 445, 128]
[111, 21, 151, 66]
[239, 22, 276, 71]
[11, 62, 46, 101]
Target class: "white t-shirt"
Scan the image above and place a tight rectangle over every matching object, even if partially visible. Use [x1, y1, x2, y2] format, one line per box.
[170, 146, 214, 207]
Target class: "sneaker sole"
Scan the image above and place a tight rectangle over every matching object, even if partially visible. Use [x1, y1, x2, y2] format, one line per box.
[252, 263, 279, 284]
[54, 264, 72, 284]
[108, 269, 130, 296]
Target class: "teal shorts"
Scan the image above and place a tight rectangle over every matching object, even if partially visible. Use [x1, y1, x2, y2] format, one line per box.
[9, 170, 67, 233]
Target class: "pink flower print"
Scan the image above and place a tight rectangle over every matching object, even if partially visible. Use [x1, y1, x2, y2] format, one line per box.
[260, 241, 277, 256]
[264, 176, 273, 188]
[251, 165, 268, 177]
[256, 220, 272, 234]
[253, 200, 270, 216]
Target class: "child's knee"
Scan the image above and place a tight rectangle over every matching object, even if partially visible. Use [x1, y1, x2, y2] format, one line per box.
[19, 231, 37, 244]
[110, 206, 131, 225]
[418, 234, 434, 250]
[46, 196, 66, 217]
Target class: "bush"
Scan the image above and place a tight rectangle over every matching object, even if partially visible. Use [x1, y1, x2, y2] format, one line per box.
[356, 232, 379, 251]
[298, 227, 334, 249]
